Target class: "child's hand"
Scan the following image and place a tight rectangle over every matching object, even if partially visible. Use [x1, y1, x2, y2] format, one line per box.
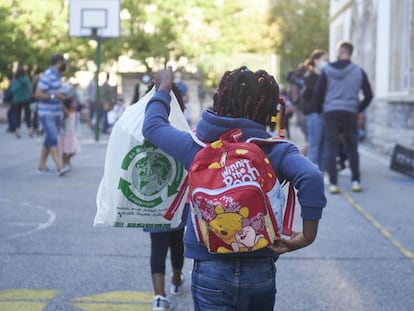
[156, 66, 174, 93]
[268, 231, 305, 254]
[269, 219, 319, 254]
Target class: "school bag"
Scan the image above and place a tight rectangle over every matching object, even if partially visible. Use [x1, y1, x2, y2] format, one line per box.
[185, 121, 296, 254]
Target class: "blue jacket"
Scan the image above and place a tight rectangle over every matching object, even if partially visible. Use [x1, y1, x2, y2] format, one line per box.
[143, 90, 326, 261]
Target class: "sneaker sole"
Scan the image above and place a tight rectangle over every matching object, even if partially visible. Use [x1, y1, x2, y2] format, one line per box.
[329, 187, 339, 194]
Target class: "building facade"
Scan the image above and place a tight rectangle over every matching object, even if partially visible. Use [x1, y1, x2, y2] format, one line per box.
[329, 0, 414, 154]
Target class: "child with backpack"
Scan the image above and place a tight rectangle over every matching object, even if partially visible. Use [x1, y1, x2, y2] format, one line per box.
[143, 66, 326, 311]
[143, 83, 190, 311]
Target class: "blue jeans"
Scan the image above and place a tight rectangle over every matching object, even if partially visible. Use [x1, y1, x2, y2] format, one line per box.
[38, 114, 61, 147]
[307, 113, 324, 170]
[191, 258, 276, 311]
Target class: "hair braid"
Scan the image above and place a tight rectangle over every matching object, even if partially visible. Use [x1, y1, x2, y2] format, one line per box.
[213, 66, 279, 127]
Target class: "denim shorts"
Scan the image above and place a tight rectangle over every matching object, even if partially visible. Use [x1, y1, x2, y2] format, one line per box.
[191, 258, 276, 311]
[39, 114, 61, 147]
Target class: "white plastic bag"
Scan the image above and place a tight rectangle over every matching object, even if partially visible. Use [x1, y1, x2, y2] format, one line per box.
[94, 87, 190, 228]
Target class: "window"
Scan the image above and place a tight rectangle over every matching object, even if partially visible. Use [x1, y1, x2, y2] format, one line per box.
[389, 0, 412, 94]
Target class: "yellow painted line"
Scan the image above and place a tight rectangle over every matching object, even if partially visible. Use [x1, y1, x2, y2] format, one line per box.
[71, 291, 153, 311]
[72, 291, 154, 303]
[0, 290, 58, 311]
[0, 302, 47, 311]
[340, 191, 414, 265]
[71, 303, 151, 311]
[0, 289, 57, 300]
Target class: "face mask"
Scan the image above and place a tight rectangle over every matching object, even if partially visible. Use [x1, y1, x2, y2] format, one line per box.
[319, 61, 328, 70]
[142, 74, 151, 84]
[59, 63, 66, 72]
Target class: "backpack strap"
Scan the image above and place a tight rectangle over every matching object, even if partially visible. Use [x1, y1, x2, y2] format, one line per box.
[163, 175, 189, 221]
[248, 137, 297, 237]
[282, 183, 296, 236]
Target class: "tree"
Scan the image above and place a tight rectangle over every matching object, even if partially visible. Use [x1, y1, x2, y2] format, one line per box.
[0, 0, 330, 85]
[268, 0, 330, 77]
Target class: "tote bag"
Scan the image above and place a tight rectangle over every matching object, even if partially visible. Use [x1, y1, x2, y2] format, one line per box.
[94, 87, 190, 229]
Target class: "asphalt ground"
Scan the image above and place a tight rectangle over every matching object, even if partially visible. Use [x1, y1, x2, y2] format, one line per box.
[1, 119, 413, 311]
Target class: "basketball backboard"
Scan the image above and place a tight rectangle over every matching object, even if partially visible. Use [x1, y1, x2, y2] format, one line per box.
[69, 0, 120, 38]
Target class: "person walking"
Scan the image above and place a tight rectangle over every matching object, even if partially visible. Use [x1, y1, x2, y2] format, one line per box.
[30, 67, 43, 138]
[34, 53, 70, 176]
[286, 64, 308, 154]
[10, 65, 32, 139]
[313, 41, 373, 193]
[4, 73, 16, 133]
[58, 85, 80, 172]
[146, 204, 189, 311]
[301, 49, 328, 170]
[100, 72, 115, 134]
[143, 66, 326, 311]
[86, 75, 97, 130]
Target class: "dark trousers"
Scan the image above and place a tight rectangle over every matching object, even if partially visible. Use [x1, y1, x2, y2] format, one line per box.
[10, 101, 31, 129]
[150, 229, 184, 275]
[7, 106, 15, 131]
[323, 110, 360, 185]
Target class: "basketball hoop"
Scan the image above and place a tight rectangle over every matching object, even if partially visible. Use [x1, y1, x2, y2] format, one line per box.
[69, 0, 120, 38]
[69, 0, 120, 142]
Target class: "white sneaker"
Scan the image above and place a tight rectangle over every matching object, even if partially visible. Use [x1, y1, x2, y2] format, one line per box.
[152, 295, 170, 311]
[169, 273, 185, 296]
[351, 181, 361, 192]
[36, 167, 51, 175]
[57, 166, 70, 176]
[329, 184, 339, 194]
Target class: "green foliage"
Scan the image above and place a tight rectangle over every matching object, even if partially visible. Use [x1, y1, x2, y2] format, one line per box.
[0, 0, 329, 87]
[268, 0, 330, 76]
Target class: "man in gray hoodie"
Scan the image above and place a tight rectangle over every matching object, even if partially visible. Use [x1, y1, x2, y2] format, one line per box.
[313, 41, 373, 194]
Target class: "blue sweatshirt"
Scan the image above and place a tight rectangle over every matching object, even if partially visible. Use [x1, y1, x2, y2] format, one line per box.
[143, 90, 326, 261]
[313, 60, 373, 114]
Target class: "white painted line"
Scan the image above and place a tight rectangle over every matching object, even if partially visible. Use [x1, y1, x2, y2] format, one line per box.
[81, 139, 109, 145]
[5, 202, 56, 240]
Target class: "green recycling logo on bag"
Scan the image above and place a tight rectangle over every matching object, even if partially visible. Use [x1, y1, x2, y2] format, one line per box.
[118, 140, 184, 208]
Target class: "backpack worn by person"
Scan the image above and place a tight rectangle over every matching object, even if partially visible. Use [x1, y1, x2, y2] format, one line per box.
[186, 128, 296, 254]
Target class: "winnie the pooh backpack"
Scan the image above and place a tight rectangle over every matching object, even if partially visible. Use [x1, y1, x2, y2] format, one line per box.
[186, 128, 296, 254]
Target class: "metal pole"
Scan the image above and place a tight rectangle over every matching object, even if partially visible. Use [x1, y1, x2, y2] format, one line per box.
[94, 31, 101, 142]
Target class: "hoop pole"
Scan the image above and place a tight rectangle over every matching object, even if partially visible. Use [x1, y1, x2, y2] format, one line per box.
[94, 34, 101, 142]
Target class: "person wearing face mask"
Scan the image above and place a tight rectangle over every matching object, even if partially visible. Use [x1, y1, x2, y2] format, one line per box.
[313, 41, 373, 194]
[34, 53, 70, 176]
[300, 49, 328, 171]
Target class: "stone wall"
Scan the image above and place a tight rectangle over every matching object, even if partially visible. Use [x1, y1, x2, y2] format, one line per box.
[349, 0, 414, 156]
[367, 98, 414, 154]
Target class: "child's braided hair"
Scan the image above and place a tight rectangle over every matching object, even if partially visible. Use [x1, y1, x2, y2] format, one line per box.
[212, 66, 280, 127]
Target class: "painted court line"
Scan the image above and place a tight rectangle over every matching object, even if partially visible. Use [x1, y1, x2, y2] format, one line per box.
[340, 190, 414, 266]
[0, 290, 153, 311]
[3, 201, 56, 240]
